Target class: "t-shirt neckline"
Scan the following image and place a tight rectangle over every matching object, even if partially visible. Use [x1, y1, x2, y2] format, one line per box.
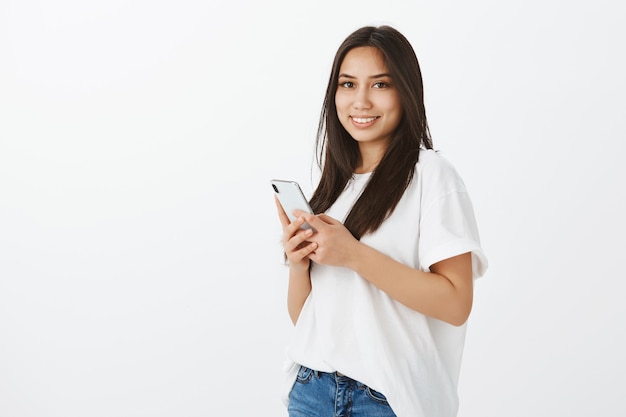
[352, 171, 373, 181]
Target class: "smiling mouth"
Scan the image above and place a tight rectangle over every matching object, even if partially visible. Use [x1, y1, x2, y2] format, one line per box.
[352, 116, 379, 124]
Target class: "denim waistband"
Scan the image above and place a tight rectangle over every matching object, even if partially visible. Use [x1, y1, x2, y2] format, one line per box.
[307, 367, 349, 380]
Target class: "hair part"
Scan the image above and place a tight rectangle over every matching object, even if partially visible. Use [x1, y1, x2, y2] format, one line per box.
[309, 25, 433, 240]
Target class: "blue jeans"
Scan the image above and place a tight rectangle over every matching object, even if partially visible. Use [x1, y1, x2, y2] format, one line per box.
[288, 366, 397, 417]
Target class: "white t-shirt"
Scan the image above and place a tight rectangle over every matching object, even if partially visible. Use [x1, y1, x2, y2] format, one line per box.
[282, 149, 488, 417]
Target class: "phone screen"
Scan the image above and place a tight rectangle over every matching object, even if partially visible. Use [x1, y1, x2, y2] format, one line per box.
[271, 179, 314, 229]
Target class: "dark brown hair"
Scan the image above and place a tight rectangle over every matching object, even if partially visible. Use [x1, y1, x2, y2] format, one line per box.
[309, 25, 433, 239]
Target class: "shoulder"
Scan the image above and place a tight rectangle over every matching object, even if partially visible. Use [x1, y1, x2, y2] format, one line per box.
[415, 149, 458, 174]
[414, 149, 467, 194]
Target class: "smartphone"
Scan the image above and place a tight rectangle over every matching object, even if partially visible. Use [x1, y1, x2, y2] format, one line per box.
[271, 179, 314, 230]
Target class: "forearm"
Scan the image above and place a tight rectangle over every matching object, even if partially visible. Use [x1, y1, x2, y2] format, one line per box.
[287, 266, 312, 325]
[347, 243, 473, 326]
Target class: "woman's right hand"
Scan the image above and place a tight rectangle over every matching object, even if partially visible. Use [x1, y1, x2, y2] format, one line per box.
[275, 196, 318, 271]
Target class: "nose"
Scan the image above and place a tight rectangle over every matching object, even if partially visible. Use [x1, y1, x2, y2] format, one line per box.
[353, 86, 372, 110]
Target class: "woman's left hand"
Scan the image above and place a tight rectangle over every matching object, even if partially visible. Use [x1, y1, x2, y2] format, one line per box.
[292, 210, 359, 268]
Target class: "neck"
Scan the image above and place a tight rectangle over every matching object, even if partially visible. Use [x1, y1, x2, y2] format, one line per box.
[356, 142, 386, 174]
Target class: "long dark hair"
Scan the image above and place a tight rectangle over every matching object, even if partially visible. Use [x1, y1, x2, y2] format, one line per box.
[309, 25, 433, 240]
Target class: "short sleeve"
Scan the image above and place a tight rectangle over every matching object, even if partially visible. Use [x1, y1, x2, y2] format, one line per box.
[418, 189, 488, 279]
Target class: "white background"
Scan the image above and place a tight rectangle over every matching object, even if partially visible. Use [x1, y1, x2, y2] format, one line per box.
[1, 1, 624, 416]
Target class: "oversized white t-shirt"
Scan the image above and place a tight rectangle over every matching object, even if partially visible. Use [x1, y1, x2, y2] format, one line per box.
[282, 149, 488, 417]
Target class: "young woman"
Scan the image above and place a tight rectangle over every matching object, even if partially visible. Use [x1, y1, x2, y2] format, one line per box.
[275, 25, 487, 417]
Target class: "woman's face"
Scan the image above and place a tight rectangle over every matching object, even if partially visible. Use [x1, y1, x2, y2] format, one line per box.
[335, 46, 402, 151]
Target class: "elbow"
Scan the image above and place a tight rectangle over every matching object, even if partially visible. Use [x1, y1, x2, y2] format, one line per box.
[447, 312, 470, 327]
[444, 298, 473, 327]
[422, 301, 472, 326]
[445, 281, 474, 326]
[288, 304, 301, 326]
[428, 251, 475, 326]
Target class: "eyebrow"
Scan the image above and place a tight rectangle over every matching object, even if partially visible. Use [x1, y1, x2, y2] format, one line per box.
[338, 73, 392, 79]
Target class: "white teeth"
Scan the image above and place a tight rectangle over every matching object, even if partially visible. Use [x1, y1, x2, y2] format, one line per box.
[353, 117, 377, 123]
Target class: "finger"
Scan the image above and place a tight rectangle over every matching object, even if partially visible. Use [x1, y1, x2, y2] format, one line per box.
[284, 224, 314, 250]
[293, 211, 331, 230]
[293, 209, 313, 218]
[307, 248, 319, 264]
[274, 196, 291, 228]
[284, 231, 316, 258]
[294, 241, 317, 260]
[284, 216, 308, 238]
[316, 213, 341, 225]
